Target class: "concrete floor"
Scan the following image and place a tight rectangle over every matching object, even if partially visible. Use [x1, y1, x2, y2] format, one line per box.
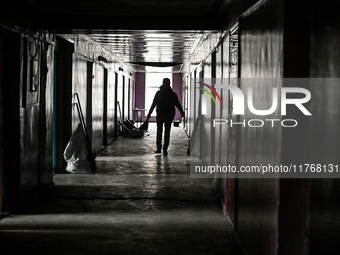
[0, 123, 239, 255]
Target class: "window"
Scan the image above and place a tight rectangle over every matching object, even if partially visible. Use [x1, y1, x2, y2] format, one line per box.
[145, 67, 172, 116]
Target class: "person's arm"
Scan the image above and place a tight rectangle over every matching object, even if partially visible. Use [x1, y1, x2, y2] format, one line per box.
[174, 94, 185, 117]
[147, 92, 158, 118]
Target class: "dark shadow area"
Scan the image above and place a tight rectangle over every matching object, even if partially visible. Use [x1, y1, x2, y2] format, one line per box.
[0, 124, 240, 255]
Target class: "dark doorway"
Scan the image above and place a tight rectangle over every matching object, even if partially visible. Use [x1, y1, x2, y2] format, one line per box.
[53, 38, 73, 173]
[0, 32, 21, 209]
[114, 72, 119, 137]
[86, 61, 93, 147]
[103, 68, 108, 146]
[122, 75, 125, 121]
[127, 78, 131, 120]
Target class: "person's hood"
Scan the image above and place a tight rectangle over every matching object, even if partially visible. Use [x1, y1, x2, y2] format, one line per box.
[159, 84, 172, 91]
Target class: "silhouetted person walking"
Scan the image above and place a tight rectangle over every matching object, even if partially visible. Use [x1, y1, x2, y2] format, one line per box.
[147, 78, 185, 155]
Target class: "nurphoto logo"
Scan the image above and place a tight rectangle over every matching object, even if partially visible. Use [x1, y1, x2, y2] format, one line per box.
[191, 78, 339, 179]
[196, 79, 312, 128]
[196, 82, 222, 106]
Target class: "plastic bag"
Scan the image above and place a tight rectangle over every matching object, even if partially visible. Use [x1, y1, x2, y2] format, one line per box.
[63, 123, 91, 173]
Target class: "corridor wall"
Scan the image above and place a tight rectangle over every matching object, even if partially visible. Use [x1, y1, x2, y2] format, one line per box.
[69, 34, 135, 154]
[0, 30, 55, 209]
[307, 1, 340, 254]
[236, 1, 283, 254]
[183, 0, 340, 254]
[0, 31, 135, 210]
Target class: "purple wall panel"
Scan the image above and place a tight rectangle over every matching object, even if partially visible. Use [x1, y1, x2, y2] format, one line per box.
[134, 73, 145, 109]
[172, 72, 183, 121]
[134, 72, 146, 121]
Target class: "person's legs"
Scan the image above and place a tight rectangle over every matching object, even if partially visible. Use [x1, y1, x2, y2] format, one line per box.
[156, 115, 164, 152]
[163, 118, 172, 154]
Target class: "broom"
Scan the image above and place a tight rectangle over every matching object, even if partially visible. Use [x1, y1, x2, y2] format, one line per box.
[139, 115, 150, 131]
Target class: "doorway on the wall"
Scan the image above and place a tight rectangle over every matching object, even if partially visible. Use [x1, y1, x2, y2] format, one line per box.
[103, 68, 108, 146]
[114, 72, 119, 137]
[122, 75, 125, 121]
[53, 38, 73, 174]
[86, 61, 93, 148]
[128, 78, 131, 120]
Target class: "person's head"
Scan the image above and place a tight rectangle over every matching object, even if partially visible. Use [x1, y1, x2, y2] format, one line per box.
[162, 78, 171, 87]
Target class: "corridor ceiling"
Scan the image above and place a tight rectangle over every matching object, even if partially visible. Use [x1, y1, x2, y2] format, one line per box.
[1, 0, 234, 71]
[86, 31, 209, 71]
